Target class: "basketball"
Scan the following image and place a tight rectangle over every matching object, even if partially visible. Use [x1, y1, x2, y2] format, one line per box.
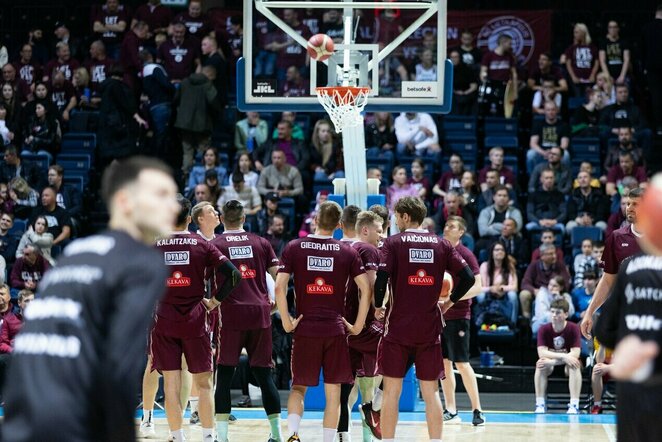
[638, 175, 661, 253]
[307, 33, 335, 61]
[439, 272, 454, 300]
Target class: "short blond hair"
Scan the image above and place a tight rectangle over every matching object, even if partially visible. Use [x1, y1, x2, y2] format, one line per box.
[356, 210, 384, 232]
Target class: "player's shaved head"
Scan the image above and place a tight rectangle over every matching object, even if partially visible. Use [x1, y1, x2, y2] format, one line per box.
[394, 196, 427, 225]
[221, 200, 245, 226]
[101, 156, 173, 206]
[175, 194, 192, 227]
[341, 205, 361, 232]
[317, 201, 342, 231]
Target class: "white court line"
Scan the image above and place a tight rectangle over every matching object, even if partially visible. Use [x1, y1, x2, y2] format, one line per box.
[603, 423, 617, 442]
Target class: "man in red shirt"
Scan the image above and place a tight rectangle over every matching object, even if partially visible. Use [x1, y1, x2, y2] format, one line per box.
[270, 9, 312, 82]
[174, 0, 211, 39]
[120, 21, 148, 90]
[479, 34, 518, 116]
[92, 0, 129, 60]
[84, 40, 114, 103]
[581, 186, 643, 339]
[211, 200, 283, 442]
[338, 210, 384, 441]
[131, 0, 173, 39]
[43, 42, 80, 83]
[152, 195, 241, 442]
[534, 298, 583, 414]
[157, 21, 201, 83]
[13, 43, 41, 88]
[372, 197, 475, 442]
[439, 216, 485, 426]
[606, 151, 648, 197]
[276, 201, 372, 442]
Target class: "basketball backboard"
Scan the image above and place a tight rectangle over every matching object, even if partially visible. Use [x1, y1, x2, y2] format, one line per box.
[238, 0, 452, 113]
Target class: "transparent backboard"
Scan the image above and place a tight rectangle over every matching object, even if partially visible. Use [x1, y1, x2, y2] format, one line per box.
[238, 0, 452, 113]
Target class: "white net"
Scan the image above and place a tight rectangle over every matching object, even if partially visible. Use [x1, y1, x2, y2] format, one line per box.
[315, 87, 370, 133]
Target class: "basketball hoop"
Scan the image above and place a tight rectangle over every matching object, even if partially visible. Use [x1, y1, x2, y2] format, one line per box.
[315, 86, 370, 133]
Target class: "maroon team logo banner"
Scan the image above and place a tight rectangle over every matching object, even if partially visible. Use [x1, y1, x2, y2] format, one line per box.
[447, 10, 552, 70]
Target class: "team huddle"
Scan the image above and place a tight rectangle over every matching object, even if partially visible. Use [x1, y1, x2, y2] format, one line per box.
[139, 191, 477, 442]
[0, 158, 480, 442]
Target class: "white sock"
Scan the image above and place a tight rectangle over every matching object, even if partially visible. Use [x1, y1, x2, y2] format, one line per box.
[535, 397, 545, 406]
[594, 400, 602, 406]
[446, 407, 457, 414]
[338, 431, 351, 441]
[430, 439, 442, 442]
[383, 439, 395, 442]
[142, 408, 153, 423]
[202, 427, 214, 440]
[287, 414, 302, 435]
[570, 398, 579, 407]
[323, 428, 337, 442]
[171, 429, 186, 441]
[189, 396, 199, 413]
[373, 388, 383, 411]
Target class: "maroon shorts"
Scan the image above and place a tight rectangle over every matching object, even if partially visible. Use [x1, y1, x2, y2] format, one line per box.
[150, 331, 213, 374]
[218, 327, 274, 368]
[377, 338, 444, 381]
[348, 322, 382, 377]
[291, 334, 353, 386]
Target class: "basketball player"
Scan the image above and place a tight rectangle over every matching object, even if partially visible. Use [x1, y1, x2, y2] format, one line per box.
[210, 200, 283, 442]
[153, 195, 242, 442]
[3, 157, 179, 441]
[372, 197, 475, 442]
[595, 253, 662, 440]
[275, 201, 373, 442]
[581, 187, 644, 339]
[440, 216, 485, 426]
[340, 205, 361, 243]
[338, 210, 385, 442]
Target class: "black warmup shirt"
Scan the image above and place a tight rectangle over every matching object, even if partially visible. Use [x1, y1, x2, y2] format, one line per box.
[595, 254, 662, 442]
[2, 230, 167, 442]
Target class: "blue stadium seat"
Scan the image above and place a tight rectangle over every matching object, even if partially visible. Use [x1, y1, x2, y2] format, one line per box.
[572, 137, 601, 160]
[484, 135, 519, 149]
[312, 179, 334, 196]
[64, 175, 85, 193]
[278, 197, 296, 232]
[9, 219, 27, 236]
[366, 156, 392, 176]
[568, 96, 585, 111]
[570, 226, 602, 248]
[61, 133, 96, 153]
[69, 111, 100, 132]
[445, 140, 478, 157]
[484, 117, 518, 136]
[21, 153, 51, 171]
[441, 115, 478, 136]
[57, 154, 92, 172]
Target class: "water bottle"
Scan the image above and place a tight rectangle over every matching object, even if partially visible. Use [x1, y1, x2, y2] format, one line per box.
[247, 137, 254, 153]
[83, 88, 91, 101]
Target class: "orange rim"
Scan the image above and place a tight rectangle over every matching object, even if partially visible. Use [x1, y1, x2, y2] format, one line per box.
[316, 86, 371, 105]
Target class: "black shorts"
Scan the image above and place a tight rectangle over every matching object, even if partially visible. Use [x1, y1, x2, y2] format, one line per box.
[441, 319, 470, 363]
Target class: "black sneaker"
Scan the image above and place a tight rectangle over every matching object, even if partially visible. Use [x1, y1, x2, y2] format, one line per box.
[443, 409, 461, 424]
[189, 410, 200, 424]
[229, 414, 237, 422]
[472, 409, 485, 426]
[287, 435, 301, 442]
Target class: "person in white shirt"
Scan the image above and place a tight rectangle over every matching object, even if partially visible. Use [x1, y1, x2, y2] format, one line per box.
[393, 112, 440, 156]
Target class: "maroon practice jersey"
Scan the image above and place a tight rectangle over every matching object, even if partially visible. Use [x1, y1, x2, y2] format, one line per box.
[602, 224, 642, 275]
[212, 229, 279, 330]
[344, 241, 379, 325]
[154, 231, 227, 338]
[279, 234, 365, 337]
[379, 229, 468, 345]
[444, 243, 479, 321]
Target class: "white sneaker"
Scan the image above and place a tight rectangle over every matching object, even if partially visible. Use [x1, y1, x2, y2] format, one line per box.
[139, 420, 157, 438]
[534, 404, 546, 414]
[567, 404, 579, 414]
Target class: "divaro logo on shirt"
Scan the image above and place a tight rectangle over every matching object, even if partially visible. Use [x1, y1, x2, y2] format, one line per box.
[408, 269, 435, 286]
[166, 271, 191, 287]
[229, 246, 254, 260]
[307, 256, 334, 272]
[239, 264, 256, 279]
[409, 249, 434, 263]
[306, 278, 334, 295]
[165, 251, 190, 265]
